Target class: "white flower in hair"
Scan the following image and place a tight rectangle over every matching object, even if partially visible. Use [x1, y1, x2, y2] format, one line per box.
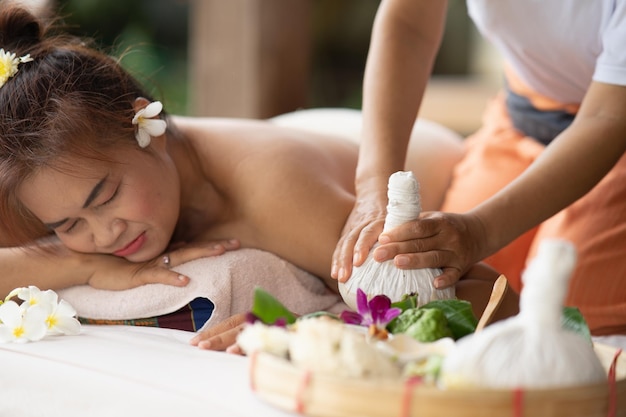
[0, 48, 33, 88]
[132, 101, 167, 148]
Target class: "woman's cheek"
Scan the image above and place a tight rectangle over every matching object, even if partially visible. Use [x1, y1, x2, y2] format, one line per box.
[58, 234, 95, 254]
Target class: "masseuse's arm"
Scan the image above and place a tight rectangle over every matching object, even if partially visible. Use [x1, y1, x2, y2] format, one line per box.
[374, 81, 626, 287]
[0, 238, 239, 297]
[332, 0, 448, 281]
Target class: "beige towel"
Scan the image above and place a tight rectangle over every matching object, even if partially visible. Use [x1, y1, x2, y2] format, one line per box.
[58, 249, 346, 331]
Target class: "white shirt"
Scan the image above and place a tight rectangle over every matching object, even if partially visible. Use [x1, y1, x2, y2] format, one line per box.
[467, 0, 626, 103]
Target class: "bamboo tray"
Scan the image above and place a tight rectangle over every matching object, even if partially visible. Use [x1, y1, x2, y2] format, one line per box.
[249, 343, 625, 417]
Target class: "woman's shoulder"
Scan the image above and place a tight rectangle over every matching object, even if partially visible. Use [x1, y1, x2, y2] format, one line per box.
[171, 115, 268, 139]
[172, 114, 357, 159]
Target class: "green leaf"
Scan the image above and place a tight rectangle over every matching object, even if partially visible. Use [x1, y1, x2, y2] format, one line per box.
[421, 299, 478, 340]
[391, 294, 419, 311]
[562, 306, 592, 342]
[251, 287, 297, 325]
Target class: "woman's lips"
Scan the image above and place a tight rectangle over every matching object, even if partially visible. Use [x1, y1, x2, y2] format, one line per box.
[113, 232, 147, 257]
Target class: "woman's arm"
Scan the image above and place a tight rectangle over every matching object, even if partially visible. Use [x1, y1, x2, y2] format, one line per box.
[374, 81, 626, 286]
[332, 0, 448, 281]
[0, 243, 90, 297]
[474, 82, 626, 256]
[0, 238, 241, 297]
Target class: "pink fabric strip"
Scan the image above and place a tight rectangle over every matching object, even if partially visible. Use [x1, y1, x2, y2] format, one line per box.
[400, 376, 423, 417]
[513, 388, 524, 417]
[249, 351, 258, 392]
[607, 348, 622, 417]
[294, 370, 312, 414]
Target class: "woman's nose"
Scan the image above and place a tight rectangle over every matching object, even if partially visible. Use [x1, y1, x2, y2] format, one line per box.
[92, 217, 126, 249]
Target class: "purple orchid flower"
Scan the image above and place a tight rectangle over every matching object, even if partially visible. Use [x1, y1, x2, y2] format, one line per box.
[340, 288, 401, 329]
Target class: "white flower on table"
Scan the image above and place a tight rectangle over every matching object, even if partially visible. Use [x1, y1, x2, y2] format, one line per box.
[0, 286, 81, 343]
[42, 297, 81, 336]
[8, 285, 57, 309]
[0, 301, 47, 343]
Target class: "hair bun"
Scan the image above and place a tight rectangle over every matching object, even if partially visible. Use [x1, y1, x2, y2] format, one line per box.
[0, 3, 44, 51]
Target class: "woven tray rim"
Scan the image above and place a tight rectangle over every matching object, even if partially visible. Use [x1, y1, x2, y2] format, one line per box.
[250, 343, 626, 417]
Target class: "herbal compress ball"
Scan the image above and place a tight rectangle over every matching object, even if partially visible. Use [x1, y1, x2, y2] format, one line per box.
[339, 171, 455, 309]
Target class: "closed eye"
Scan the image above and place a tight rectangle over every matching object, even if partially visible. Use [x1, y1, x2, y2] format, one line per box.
[61, 219, 81, 234]
[56, 187, 118, 234]
[100, 186, 119, 207]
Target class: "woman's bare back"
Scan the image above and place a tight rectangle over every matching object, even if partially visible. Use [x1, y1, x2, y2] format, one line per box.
[172, 116, 358, 289]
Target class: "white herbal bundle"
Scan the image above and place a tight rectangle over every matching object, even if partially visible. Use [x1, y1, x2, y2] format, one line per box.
[440, 239, 606, 389]
[338, 171, 455, 309]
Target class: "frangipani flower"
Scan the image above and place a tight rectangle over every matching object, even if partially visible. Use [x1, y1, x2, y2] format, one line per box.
[0, 301, 47, 343]
[340, 288, 401, 330]
[0, 48, 33, 88]
[42, 299, 81, 335]
[10, 286, 80, 335]
[132, 101, 167, 148]
[8, 285, 56, 308]
[1, 286, 81, 342]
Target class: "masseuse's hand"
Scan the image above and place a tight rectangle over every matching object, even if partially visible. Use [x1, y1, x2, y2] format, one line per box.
[190, 312, 246, 354]
[86, 239, 241, 290]
[371, 212, 488, 289]
[331, 182, 387, 282]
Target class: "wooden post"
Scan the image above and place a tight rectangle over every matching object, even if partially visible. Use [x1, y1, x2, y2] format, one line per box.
[188, 0, 312, 118]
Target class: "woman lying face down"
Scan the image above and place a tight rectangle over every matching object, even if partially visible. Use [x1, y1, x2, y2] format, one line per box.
[0, 4, 518, 348]
[0, 4, 354, 294]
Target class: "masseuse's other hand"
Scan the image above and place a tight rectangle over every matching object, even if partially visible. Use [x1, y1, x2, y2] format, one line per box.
[86, 239, 241, 290]
[190, 312, 246, 354]
[332, 184, 387, 283]
[372, 212, 487, 289]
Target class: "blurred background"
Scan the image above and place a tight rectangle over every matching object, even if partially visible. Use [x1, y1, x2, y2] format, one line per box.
[17, 0, 503, 135]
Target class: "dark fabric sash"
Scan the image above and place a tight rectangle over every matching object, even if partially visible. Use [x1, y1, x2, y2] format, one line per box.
[505, 83, 576, 146]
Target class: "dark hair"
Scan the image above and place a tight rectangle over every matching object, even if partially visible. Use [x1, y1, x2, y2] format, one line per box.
[0, 4, 159, 244]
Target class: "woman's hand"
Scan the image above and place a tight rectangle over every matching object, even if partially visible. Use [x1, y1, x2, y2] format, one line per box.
[331, 182, 387, 283]
[86, 239, 241, 290]
[189, 312, 247, 353]
[371, 211, 489, 289]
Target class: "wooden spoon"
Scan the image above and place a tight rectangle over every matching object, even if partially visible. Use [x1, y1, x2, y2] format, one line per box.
[475, 274, 509, 332]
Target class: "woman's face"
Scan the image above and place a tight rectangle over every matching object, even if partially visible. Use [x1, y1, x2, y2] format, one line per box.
[17, 146, 180, 262]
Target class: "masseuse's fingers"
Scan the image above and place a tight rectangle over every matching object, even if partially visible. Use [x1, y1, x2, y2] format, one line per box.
[331, 197, 386, 283]
[190, 313, 247, 351]
[372, 212, 487, 288]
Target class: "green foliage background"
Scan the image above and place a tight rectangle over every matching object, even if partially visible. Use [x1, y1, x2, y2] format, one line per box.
[55, 0, 472, 116]
[57, 0, 190, 114]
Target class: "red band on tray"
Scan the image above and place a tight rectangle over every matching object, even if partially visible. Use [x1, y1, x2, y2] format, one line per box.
[249, 351, 259, 392]
[401, 376, 423, 417]
[608, 349, 623, 417]
[295, 370, 312, 414]
[513, 388, 524, 417]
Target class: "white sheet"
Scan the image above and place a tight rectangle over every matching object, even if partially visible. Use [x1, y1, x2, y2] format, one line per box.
[0, 325, 294, 417]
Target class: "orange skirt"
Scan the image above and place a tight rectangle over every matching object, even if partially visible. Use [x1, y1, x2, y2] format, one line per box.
[441, 91, 626, 336]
